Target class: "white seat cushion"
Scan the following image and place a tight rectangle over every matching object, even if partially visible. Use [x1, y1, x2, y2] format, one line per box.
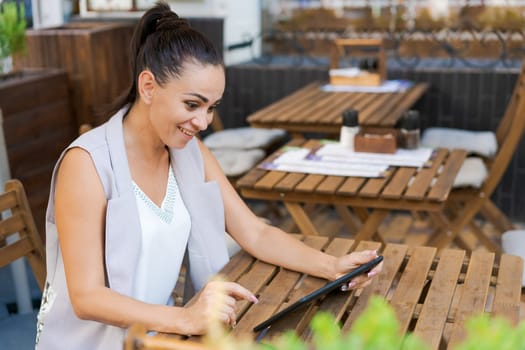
[453, 157, 488, 188]
[210, 148, 266, 177]
[501, 230, 525, 286]
[204, 127, 286, 150]
[421, 127, 498, 158]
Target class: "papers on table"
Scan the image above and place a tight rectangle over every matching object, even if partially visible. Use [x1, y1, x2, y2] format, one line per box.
[259, 142, 434, 178]
[320, 80, 413, 93]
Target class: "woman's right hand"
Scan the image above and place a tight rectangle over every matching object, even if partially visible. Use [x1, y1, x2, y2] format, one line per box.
[181, 280, 258, 335]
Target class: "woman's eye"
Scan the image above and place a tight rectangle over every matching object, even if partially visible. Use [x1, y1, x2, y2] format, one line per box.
[185, 101, 199, 109]
[207, 105, 217, 114]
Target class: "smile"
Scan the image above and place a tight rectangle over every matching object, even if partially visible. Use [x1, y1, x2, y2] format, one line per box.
[178, 126, 195, 136]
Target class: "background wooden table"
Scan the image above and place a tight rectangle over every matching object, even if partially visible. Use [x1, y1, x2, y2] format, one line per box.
[246, 81, 429, 137]
[237, 139, 466, 244]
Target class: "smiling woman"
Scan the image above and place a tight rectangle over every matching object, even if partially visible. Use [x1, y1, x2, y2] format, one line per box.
[33, 2, 382, 350]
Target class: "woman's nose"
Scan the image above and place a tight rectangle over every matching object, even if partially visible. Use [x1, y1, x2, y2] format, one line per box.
[192, 112, 209, 131]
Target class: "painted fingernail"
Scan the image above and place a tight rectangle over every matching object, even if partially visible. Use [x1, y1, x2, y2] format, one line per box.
[370, 250, 378, 256]
[251, 295, 259, 303]
[340, 284, 349, 291]
[348, 281, 356, 289]
[368, 270, 378, 277]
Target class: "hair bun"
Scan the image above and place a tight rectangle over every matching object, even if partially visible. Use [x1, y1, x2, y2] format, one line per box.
[156, 12, 190, 32]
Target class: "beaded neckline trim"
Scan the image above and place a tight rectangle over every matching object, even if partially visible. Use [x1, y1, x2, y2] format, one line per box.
[133, 166, 177, 224]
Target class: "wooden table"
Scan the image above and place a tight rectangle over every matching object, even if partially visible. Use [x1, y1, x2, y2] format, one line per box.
[236, 139, 467, 244]
[128, 237, 523, 350]
[246, 81, 429, 137]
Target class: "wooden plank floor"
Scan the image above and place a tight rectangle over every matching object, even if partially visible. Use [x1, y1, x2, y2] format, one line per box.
[246, 200, 525, 321]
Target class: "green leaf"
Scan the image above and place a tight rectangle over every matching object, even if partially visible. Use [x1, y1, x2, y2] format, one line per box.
[0, 1, 26, 58]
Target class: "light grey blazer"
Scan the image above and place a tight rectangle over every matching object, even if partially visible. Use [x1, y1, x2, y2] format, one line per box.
[36, 108, 230, 350]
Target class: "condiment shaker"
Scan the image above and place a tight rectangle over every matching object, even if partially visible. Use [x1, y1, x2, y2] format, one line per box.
[400, 110, 420, 149]
[340, 109, 360, 150]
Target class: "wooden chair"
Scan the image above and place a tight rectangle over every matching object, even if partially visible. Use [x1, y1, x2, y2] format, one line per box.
[0, 179, 46, 349]
[124, 324, 211, 350]
[0, 179, 46, 290]
[423, 62, 525, 253]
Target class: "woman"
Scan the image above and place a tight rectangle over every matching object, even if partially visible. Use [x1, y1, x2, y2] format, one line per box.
[35, 2, 382, 349]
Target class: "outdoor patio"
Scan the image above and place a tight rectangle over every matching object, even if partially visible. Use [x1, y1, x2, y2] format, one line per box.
[2, 1, 525, 349]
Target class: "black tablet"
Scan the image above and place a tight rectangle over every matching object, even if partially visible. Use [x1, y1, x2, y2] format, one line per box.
[253, 255, 383, 332]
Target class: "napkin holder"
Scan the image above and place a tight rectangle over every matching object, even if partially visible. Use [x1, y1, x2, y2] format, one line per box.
[354, 127, 398, 154]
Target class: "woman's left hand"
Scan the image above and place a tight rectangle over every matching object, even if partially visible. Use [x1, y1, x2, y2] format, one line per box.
[334, 250, 383, 291]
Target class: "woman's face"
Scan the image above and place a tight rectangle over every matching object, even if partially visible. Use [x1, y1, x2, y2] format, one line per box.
[148, 60, 225, 149]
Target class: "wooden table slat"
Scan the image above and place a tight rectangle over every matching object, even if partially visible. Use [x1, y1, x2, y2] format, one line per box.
[247, 83, 319, 123]
[274, 172, 307, 192]
[337, 177, 366, 196]
[266, 237, 352, 338]
[232, 268, 304, 337]
[381, 167, 416, 199]
[253, 171, 288, 191]
[357, 93, 393, 124]
[295, 174, 326, 193]
[292, 90, 351, 124]
[365, 91, 409, 125]
[316, 176, 345, 195]
[345, 93, 382, 123]
[413, 249, 466, 350]
[491, 254, 523, 325]
[358, 172, 393, 198]
[301, 240, 383, 340]
[236, 168, 268, 189]
[404, 149, 448, 200]
[448, 251, 495, 348]
[360, 93, 402, 125]
[428, 150, 468, 202]
[388, 246, 437, 334]
[322, 93, 367, 124]
[342, 243, 409, 332]
[274, 87, 329, 123]
[218, 250, 256, 282]
[381, 83, 430, 126]
[238, 237, 326, 336]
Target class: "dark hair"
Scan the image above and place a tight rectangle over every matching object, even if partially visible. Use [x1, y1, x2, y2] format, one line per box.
[105, 1, 223, 118]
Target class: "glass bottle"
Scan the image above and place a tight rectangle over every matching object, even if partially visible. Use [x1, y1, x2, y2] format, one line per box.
[400, 110, 420, 149]
[340, 109, 360, 150]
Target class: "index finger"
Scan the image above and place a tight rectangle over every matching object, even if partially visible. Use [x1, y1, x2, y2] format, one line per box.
[222, 281, 259, 303]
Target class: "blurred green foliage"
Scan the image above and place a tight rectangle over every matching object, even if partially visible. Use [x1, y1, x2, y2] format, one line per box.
[0, 1, 26, 61]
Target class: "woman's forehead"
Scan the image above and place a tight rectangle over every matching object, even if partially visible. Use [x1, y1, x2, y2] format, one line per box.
[168, 62, 225, 98]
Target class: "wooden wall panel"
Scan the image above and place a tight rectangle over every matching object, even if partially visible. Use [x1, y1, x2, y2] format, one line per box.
[0, 69, 77, 239]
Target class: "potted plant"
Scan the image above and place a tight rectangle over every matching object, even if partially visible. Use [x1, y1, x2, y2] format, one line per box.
[0, 0, 26, 74]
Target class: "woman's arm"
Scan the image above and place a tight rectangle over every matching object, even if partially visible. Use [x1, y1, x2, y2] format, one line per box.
[199, 141, 382, 285]
[54, 147, 254, 334]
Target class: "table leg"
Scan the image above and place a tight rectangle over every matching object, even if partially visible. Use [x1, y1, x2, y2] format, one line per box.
[334, 205, 361, 234]
[284, 202, 320, 235]
[352, 209, 389, 244]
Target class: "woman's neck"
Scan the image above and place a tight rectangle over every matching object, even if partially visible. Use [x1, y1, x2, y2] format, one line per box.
[123, 103, 169, 166]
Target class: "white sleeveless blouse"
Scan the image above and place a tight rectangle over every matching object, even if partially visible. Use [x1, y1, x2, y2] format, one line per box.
[132, 166, 191, 305]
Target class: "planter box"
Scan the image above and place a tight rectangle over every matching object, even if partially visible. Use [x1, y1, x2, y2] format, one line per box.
[16, 21, 135, 127]
[0, 68, 77, 238]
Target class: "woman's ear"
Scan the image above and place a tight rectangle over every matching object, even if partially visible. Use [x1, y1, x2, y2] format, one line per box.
[137, 70, 155, 104]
